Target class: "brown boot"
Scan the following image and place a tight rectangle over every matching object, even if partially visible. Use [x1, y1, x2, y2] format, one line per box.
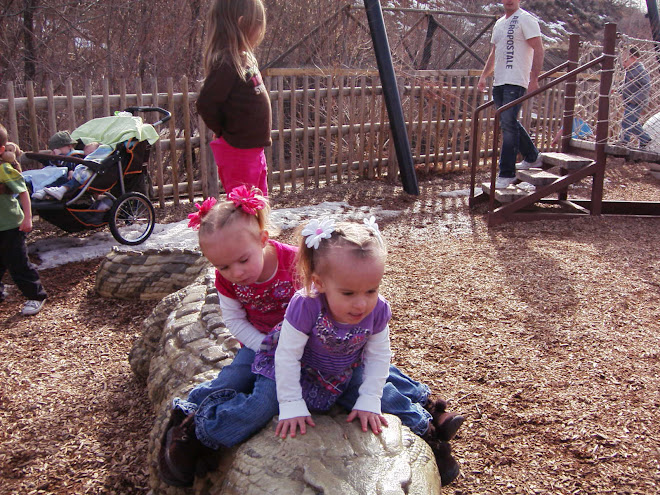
[426, 438, 460, 486]
[434, 412, 464, 442]
[158, 412, 214, 487]
[425, 398, 464, 441]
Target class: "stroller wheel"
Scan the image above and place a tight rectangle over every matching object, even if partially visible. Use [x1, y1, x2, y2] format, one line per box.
[109, 192, 156, 245]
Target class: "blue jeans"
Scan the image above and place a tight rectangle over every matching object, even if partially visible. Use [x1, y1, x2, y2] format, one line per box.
[493, 84, 539, 178]
[175, 363, 432, 448]
[622, 103, 651, 146]
[186, 347, 257, 405]
[337, 364, 432, 436]
[192, 374, 279, 449]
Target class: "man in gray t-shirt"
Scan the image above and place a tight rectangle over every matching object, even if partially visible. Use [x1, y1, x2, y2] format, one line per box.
[620, 47, 651, 148]
[477, 0, 545, 188]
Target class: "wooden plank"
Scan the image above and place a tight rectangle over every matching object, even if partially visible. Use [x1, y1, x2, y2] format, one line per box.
[152, 78, 165, 207]
[102, 78, 110, 117]
[449, 76, 460, 171]
[119, 79, 127, 111]
[26, 82, 39, 150]
[264, 75, 273, 194]
[367, 77, 377, 179]
[167, 77, 179, 205]
[313, 76, 321, 188]
[136, 78, 143, 107]
[85, 80, 94, 121]
[424, 77, 434, 172]
[277, 75, 286, 192]
[66, 79, 76, 130]
[198, 114, 209, 199]
[6, 83, 19, 146]
[358, 75, 367, 177]
[432, 77, 443, 171]
[325, 75, 333, 184]
[377, 87, 387, 176]
[46, 80, 57, 139]
[181, 76, 195, 202]
[441, 76, 451, 171]
[415, 78, 424, 161]
[302, 75, 309, 189]
[290, 74, 297, 192]
[347, 75, 356, 182]
[336, 75, 344, 184]
[458, 75, 470, 169]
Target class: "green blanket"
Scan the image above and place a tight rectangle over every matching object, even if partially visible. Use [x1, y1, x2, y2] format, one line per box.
[71, 114, 160, 148]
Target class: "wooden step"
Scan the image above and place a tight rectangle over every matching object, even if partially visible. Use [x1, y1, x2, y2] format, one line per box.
[481, 182, 530, 203]
[516, 168, 561, 186]
[542, 152, 593, 170]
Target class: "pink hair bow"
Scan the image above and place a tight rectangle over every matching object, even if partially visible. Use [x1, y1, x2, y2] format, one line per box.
[187, 197, 217, 230]
[227, 185, 265, 215]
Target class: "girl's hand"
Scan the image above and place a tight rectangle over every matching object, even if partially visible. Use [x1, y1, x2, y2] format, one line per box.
[346, 409, 389, 435]
[275, 415, 315, 439]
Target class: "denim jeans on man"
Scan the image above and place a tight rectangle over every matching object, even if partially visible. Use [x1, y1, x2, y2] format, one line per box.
[493, 84, 539, 178]
[622, 103, 651, 147]
[175, 362, 433, 449]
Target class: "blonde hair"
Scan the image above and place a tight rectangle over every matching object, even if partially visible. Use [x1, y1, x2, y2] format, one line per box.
[296, 220, 387, 293]
[198, 191, 271, 248]
[203, 0, 266, 80]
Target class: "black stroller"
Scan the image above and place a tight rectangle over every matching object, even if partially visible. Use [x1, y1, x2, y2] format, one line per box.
[25, 107, 170, 245]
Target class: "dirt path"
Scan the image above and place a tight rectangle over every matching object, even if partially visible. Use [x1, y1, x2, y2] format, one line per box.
[1, 161, 658, 494]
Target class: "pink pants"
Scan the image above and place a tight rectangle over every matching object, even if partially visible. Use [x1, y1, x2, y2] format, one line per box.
[210, 137, 268, 196]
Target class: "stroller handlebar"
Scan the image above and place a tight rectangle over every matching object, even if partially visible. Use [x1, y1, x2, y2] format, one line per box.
[23, 152, 118, 174]
[123, 106, 171, 126]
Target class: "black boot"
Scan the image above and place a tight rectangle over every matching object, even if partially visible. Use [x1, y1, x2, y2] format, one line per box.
[158, 412, 214, 487]
[426, 437, 460, 486]
[425, 398, 464, 441]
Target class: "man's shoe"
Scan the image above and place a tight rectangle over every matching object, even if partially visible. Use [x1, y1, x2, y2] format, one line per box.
[427, 439, 460, 486]
[495, 177, 517, 189]
[516, 153, 543, 170]
[158, 412, 213, 487]
[44, 186, 68, 200]
[22, 299, 45, 316]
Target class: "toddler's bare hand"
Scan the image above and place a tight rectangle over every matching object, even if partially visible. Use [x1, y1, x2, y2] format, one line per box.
[275, 415, 315, 439]
[346, 409, 388, 435]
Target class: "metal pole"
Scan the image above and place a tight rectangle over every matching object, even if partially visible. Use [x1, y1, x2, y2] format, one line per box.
[363, 0, 418, 195]
[646, 0, 660, 42]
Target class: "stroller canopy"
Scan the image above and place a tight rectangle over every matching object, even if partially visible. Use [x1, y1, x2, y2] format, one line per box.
[71, 112, 159, 148]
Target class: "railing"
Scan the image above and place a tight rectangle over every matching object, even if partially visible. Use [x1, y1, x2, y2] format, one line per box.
[468, 23, 617, 219]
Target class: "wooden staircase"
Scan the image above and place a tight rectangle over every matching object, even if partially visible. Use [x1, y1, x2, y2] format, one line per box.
[479, 151, 599, 226]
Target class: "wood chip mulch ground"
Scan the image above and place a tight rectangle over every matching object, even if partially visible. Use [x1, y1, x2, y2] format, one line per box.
[1, 158, 658, 494]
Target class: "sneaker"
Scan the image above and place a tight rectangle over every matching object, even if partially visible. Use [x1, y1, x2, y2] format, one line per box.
[44, 185, 68, 201]
[31, 189, 47, 200]
[22, 299, 45, 316]
[158, 412, 213, 487]
[495, 176, 517, 189]
[427, 438, 460, 486]
[516, 153, 543, 170]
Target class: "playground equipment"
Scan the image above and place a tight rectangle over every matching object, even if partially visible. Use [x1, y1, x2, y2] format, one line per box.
[469, 23, 660, 226]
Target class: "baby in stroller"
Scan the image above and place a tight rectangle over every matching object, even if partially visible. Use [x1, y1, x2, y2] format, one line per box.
[29, 131, 105, 201]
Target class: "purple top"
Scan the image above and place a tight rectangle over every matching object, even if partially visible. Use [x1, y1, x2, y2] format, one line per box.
[252, 290, 391, 411]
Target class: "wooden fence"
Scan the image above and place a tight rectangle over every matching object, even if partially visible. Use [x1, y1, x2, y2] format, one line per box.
[0, 69, 575, 207]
